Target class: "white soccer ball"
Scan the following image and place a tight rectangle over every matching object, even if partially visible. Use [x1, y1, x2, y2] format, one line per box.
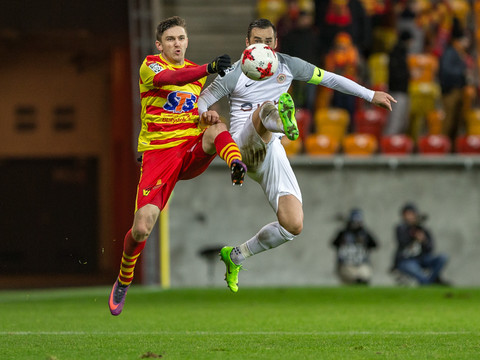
[240, 44, 278, 81]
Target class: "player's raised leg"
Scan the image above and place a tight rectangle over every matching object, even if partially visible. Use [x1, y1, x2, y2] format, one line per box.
[203, 123, 247, 185]
[255, 93, 299, 141]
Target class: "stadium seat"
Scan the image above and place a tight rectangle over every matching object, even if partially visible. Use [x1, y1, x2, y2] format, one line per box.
[466, 109, 480, 135]
[426, 109, 445, 135]
[342, 134, 378, 156]
[314, 108, 349, 142]
[304, 134, 339, 156]
[408, 82, 441, 140]
[281, 136, 302, 158]
[295, 108, 312, 142]
[455, 135, 480, 154]
[417, 135, 451, 155]
[408, 53, 438, 83]
[380, 135, 414, 155]
[354, 107, 387, 142]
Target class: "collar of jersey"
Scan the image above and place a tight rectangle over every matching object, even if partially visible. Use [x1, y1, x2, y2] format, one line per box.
[159, 53, 186, 69]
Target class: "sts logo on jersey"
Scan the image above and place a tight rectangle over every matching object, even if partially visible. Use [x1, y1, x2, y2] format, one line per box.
[163, 91, 197, 113]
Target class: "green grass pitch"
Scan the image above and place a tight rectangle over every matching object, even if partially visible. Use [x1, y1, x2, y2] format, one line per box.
[1, 286, 479, 359]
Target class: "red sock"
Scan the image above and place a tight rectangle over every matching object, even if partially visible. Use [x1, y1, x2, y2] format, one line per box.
[118, 229, 146, 285]
[214, 131, 242, 167]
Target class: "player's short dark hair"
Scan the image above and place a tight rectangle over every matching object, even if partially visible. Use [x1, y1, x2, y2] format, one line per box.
[156, 16, 187, 41]
[247, 18, 276, 40]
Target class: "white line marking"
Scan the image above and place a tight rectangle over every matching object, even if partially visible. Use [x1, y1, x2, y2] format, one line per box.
[0, 331, 475, 336]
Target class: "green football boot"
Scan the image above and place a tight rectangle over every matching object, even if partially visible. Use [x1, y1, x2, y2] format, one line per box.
[219, 246, 242, 293]
[278, 93, 299, 141]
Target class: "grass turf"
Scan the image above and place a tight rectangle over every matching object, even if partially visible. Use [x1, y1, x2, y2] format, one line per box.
[0, 286, 479, 359]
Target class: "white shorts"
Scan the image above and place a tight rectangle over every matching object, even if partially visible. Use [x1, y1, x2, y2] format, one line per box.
[232, 117, 302, 212]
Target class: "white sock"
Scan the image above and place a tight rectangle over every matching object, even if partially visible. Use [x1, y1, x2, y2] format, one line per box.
[259, 102, 283, 133]
[230, 222, 295, 264]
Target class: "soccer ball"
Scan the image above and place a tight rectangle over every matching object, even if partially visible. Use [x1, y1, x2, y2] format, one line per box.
[240, 44, 278, 81]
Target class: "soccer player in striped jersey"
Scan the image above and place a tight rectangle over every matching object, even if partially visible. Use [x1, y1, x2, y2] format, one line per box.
[198, 18, 396, 293]
[109, 16, 247, 315]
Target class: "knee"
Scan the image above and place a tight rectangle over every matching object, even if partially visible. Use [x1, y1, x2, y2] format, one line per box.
[210, 122, 228, 136]
[281, 219, 303, 236]
[131, 224, 151, 242]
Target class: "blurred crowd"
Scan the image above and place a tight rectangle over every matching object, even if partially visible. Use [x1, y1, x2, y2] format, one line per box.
[257, 0, 480, 156]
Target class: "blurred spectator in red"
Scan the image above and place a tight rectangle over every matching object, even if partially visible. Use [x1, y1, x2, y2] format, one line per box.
[384, 30, 412, 135]
[314, 0, 372, 57]
[439, 18, 471, 145]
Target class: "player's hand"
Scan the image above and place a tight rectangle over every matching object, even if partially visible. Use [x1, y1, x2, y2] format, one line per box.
[199, 110, 221, 128]
[372, 91, 397, 111]
[207, 54, 231, 76]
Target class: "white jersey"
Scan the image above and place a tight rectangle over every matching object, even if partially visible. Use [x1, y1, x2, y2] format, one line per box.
[198, 52, 374, 135]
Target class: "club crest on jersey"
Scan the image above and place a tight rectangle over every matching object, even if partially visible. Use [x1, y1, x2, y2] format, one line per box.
[277, 73, 287, 83]
[163, 91, 197, 113]
[148, 63, 163, 74]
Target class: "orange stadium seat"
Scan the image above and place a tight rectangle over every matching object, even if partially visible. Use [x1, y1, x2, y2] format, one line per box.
[417, 135, 451, 155]
[380, 135, 414, 155]
[354, 107, 387, 142]
[455, 135, 480, 154]
[314, 108, 349, 142]
[466, 109, 480, 135]
[426, 109, 445, 135]
[342, 134, 378, 156]
[408, 54, 438, 83]
[305, 134, 339, 156]
[281, 136, 302, 158]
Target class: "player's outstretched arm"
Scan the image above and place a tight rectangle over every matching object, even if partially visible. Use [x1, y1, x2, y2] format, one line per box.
[372, 91, 397, 111]
[148, 54, 231, 87]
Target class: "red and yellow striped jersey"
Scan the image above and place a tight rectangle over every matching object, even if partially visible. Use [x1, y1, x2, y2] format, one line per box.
[137, 54, 207, 152]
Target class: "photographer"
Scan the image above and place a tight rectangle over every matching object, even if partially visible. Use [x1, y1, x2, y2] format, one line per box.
[332, 208, 378, 285]
[393, 203, 450, 285]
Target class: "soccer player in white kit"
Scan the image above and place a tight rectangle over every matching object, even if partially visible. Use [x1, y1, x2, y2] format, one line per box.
[198, 18, 396, 292]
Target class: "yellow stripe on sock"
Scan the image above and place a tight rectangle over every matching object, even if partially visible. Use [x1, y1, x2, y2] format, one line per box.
[123, 252, 140, 260]
[225, 151, 242, 167]
[219, 143, 236, 159]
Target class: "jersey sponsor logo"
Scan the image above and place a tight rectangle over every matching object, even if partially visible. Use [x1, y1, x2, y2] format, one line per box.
[240, 100, 279, 112]
[276, 73, 287, 83]
[163, 91, 197, 113]
[148, 63, 163, 74]
[240, 102, 253, 112]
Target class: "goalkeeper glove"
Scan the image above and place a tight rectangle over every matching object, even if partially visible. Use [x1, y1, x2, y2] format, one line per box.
[207, 54, 231, 76]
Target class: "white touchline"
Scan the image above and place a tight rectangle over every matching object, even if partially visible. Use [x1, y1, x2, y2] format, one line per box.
[0, 331, 475, 336]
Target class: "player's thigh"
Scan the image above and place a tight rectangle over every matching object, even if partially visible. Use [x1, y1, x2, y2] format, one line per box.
[256, 138, 303, 212]
[179, 135, 216, 180]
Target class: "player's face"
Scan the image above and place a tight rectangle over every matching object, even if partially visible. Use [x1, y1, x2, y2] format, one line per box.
[156, 26, 188, 65]
[246, 27, 277, 49]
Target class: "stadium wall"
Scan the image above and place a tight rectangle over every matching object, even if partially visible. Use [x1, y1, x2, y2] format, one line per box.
[168, 157, 480, 287]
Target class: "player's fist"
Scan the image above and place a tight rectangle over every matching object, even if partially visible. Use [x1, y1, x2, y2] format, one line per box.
[207, 54, 231, 75]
